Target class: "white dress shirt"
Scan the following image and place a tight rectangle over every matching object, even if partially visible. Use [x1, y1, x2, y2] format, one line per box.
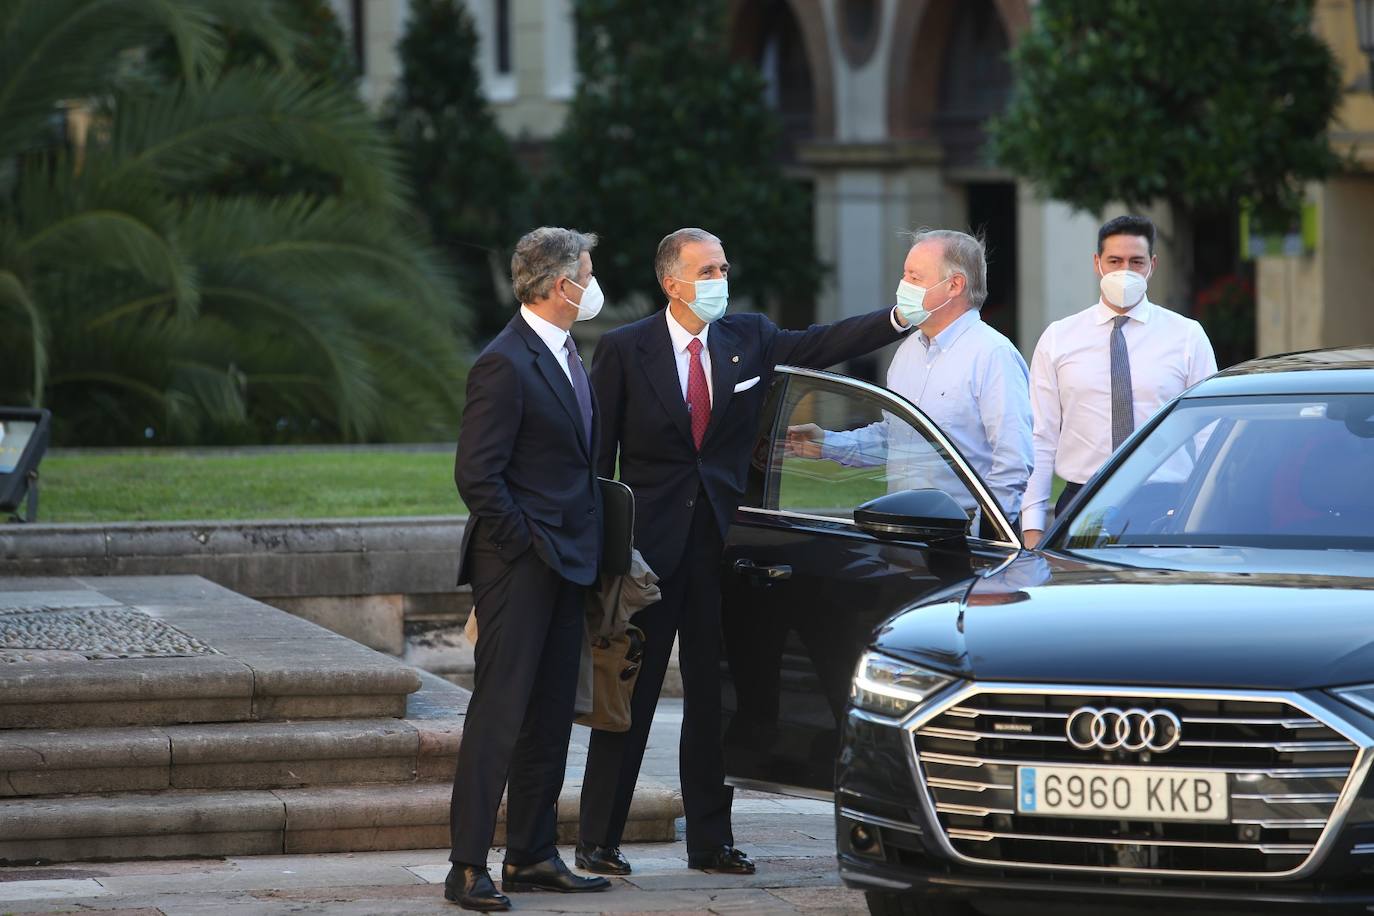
[521, 305, 573, 385]
[821, 309, 1034, 519]
[1021, 298, 1218, 531]
[665, 308, 713, 404]
[664, 305, 909, 405]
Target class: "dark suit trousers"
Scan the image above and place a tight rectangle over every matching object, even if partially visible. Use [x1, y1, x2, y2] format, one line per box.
[449, 521, 584, 867]
[1056, 481, 1084, 518]
[579, 493, 733, 854]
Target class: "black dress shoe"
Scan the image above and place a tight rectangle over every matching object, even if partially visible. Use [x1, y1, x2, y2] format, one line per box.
[575, 840, 632, 875]
[687, 845, 756, 874]
[502, 855, 612, 893]
[444, 864, 511, 911]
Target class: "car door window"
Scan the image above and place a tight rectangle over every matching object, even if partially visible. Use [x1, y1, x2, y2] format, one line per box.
[767, 373, 985, 525]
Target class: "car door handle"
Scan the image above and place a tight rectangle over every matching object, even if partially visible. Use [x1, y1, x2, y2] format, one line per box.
[733, 559, 792, 580]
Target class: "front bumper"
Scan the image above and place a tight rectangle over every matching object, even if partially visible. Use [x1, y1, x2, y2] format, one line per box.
[837, 847, 1374, 914]
[836, 809, 1374, 913]
[835, 688, 1374, 912]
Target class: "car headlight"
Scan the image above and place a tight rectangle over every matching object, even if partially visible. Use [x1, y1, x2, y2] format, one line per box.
[1332, 684, 1374, 719]
[851, 650, 952, 719]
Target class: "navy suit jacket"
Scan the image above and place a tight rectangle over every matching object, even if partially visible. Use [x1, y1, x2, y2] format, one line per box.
[590, 307, 905, 580]
[455, 314, 601, 587]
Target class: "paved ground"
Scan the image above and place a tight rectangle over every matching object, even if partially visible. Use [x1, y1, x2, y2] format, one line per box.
[0, 699, 870, 915]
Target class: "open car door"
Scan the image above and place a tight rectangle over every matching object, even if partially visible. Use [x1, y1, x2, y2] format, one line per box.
[720, 366, 1021, 798]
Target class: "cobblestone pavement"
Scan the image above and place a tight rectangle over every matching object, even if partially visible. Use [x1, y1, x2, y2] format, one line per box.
[0, 699, 872, 915]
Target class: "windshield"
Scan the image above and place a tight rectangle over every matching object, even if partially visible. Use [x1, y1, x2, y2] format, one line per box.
[1058, 394, 1374, 551]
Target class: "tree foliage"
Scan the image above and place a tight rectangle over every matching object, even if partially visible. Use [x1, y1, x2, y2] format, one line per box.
[988, 0, 1342, 222]
[540, 0, 819, 310]
[388, 0, 525, 341]
[195, 0, 361, 200]
[0, 0, 467, 445]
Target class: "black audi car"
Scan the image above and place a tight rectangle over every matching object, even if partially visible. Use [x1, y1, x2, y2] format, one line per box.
[717, 349, 1374, 914]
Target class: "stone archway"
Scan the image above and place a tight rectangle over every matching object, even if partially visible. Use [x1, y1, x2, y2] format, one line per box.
[728, 0, 836, 145]
[886, 0, 1029, 143]
[884, 0, 1031, 344]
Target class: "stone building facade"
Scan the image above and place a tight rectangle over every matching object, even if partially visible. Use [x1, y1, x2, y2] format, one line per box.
[332, 0, 1374, 360]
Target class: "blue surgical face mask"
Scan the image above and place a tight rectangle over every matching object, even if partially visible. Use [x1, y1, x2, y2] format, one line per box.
[894, 275, 954, 327]
[674, 276, 729, 323]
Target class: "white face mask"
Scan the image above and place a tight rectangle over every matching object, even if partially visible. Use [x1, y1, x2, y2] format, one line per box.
[563, 276, 604, 322]
[894, 276, 954, 327]
[1098, 265, 1150, 310]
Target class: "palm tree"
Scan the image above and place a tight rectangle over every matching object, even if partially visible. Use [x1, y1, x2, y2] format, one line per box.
[0, 0, 467, 443]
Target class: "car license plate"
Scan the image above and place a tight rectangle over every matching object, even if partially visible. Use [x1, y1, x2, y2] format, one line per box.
[1016, 765, 1228, 822]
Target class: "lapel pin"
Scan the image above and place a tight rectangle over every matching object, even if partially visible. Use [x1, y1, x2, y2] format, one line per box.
[731, 355, 740, 363]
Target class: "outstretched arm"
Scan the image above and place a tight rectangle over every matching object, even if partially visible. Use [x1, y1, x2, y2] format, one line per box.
[768, 306, 908, 370]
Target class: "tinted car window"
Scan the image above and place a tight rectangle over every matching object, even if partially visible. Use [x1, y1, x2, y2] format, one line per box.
[770, 375, 979, 520]
[1061, 394, 1374, 550]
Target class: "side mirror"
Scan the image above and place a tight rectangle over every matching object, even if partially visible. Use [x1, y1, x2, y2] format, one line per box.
[853, 489, 970, 541]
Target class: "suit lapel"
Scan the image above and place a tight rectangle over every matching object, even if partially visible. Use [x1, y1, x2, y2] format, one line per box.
[511, 315, 590, 459]
[704, 319, 742, 446]
[637, 312, 695, 450]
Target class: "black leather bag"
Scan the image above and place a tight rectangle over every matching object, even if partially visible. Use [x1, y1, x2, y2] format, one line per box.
[576, 479, 658, 732]
[598, 477, 634, 576]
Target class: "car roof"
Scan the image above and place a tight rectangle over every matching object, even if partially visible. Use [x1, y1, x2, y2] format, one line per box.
[1186, 346, 1374, 398]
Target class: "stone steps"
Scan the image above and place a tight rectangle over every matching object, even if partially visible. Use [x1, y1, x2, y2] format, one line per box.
[0, 578, 422, 728]
[0, 717, 458, 797]
[0, 779, 681, 863]
[0, 670, 684, 864]
[0, 578, 685, 864]
[0, 661, 463, 793]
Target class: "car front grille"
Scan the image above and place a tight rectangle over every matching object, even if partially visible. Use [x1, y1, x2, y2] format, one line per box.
[911, 689, 1363, 877]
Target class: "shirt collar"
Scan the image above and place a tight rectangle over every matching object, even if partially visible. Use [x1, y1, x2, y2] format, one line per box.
[920, 308, 980, 351]
[1093, 297, 1154, 325]
[665, 307, 709, 354]
[520, 304, 570, 354]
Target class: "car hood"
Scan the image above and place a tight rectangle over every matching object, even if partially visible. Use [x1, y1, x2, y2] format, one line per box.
[875, 548, 1374, 690]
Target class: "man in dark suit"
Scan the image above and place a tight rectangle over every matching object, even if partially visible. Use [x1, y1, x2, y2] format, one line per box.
[446, 227, 611, 911]
[576, 227, 913, 876]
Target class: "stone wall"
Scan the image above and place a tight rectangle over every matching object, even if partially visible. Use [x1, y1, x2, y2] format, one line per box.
[1, 517, 683, 694]
[0, 517, 475, 683]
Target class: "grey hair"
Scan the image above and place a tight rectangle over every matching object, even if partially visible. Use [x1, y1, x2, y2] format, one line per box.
[511, 227, 598, 304]
[906, 228, 988, 309]
[654, 227, 721, 285]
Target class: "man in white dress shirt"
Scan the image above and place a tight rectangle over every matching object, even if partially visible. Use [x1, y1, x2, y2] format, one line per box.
[1021, 215, 1217, 547]
[789, 229, 1034, 527]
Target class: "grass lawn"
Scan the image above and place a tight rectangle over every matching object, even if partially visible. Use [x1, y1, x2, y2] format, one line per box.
[37, 450, 464, 523]
[34, 448, 1069, 525]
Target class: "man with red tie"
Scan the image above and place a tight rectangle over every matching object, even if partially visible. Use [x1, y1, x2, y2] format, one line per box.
[576, 227, 912, 876]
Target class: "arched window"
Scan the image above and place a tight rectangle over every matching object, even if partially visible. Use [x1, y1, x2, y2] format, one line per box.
[936, 0, 1012, 168]
[839, 0, 880, 68]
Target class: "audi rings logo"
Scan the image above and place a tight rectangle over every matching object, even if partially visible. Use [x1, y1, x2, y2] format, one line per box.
[1066, 706, 1182, 753]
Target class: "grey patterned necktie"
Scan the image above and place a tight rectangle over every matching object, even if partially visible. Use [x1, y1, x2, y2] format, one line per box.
[563, 335, 593, 448]
[1110, 315, 1134, 449]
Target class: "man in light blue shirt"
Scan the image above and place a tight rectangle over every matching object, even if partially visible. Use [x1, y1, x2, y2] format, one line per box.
[788, 229, 1034, 525]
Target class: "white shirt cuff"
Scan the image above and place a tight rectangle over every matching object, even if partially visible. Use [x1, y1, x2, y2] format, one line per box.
[1021, 507, 1048, 532]
[890, 305, 911, 333]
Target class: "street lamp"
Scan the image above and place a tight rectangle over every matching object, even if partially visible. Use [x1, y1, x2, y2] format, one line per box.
[0, 408, 51, 523]
[1357, 0, 1374, 91]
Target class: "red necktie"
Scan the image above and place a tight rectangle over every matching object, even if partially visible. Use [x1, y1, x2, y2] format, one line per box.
[686, 337, 710, 450]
